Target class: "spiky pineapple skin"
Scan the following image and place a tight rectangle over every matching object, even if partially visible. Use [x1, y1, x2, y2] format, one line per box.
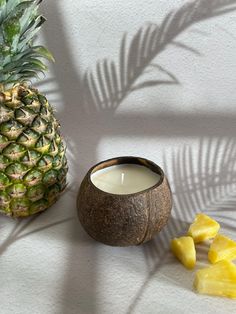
[0, 84, 68, 217]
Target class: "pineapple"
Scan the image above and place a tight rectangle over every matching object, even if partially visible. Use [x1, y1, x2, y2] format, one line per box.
[208, 234, 236, 264]
[187, 213, 220, 243]
[0, 0, 67, 217]
[194, 260, 236, 299]
[171, 236, 196, 269]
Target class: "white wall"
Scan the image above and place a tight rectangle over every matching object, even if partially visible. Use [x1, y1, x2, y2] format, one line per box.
[39, 0, 236, 225]
[39, 0, 236, 179]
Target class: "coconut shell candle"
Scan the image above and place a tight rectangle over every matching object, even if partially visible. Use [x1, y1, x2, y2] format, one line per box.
[77, 156, 172, 246]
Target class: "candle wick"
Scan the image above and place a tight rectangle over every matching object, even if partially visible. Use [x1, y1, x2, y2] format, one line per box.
[121, 172, 125, 185]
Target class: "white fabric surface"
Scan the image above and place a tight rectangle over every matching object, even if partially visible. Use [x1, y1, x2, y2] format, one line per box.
[1, 0, 236, 313]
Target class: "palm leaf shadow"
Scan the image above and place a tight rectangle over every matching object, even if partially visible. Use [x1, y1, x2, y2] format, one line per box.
[127, 136, 236, 313]
[0, 213, 74, 256]
[84, 0, 236, 113]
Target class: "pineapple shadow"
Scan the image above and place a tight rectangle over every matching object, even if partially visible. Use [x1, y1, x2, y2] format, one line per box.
[40, 2, 100, 314]
[0, 214, 74, 256]
[38, 1, 236, 314]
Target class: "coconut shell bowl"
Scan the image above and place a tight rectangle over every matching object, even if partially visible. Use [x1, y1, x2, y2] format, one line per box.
[77, 156, 172, 246]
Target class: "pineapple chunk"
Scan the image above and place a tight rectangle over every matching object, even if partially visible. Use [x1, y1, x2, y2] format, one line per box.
[187, 213, 220, 243]
[194, 260, 236, 299]
[171, 236, 196, 269]
[208, 234, 236, 264]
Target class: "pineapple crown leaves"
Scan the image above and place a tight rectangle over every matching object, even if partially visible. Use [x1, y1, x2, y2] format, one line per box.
[0, 0, 54, 87]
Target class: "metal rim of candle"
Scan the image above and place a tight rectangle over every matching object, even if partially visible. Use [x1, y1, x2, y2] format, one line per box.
[88, 156, 165, 196]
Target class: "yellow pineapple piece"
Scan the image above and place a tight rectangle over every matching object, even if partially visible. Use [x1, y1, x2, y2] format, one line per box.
[208, 234, 236, 264]
[194, 260, 236, 299]
[171, 236, 196, 269]
[187, 213, 220, 243]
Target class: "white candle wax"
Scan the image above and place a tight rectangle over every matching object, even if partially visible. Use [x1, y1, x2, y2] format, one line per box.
[91, 164, 161, 195]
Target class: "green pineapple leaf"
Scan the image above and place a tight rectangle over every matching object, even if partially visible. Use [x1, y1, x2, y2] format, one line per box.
[2, 16, 21, 44]
[33, 46, 55, 62]
[0, 0, 6, 8]
[0, 0, 53, 87]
